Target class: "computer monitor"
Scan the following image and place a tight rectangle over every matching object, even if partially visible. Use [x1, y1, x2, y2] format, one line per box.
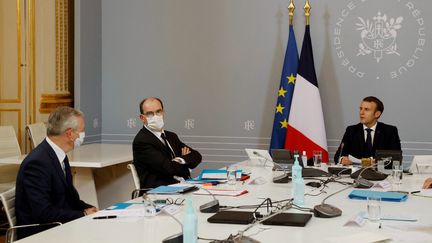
[375, 150, 403, 173]
[270, 149, 295, 170]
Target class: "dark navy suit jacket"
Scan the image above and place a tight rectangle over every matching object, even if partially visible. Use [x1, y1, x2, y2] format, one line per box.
[15, 139, 92, 239]
[334, 122, 401, 163]
[132, 127, 202, 189]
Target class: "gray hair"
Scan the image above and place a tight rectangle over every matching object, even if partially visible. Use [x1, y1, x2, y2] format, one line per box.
[47, 107, 84, 136]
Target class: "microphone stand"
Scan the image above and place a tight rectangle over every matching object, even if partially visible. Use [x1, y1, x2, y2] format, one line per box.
[161, 208, 184, 243]
[198, 185, 220, 213]
[211, 199, 293, 243]
[336, 142, 344, 164]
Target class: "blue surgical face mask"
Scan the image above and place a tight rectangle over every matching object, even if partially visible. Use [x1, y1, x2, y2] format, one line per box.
[146, 115, 164, 131]
[74, 132, 85, 147]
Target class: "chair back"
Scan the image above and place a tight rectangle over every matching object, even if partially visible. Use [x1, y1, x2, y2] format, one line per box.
[0, 187, 16, 227]
[127, 163, 140, 190]
[26, 122, 47, 148]
[410, 155, 432, 173]
[0, 126, 21, 158]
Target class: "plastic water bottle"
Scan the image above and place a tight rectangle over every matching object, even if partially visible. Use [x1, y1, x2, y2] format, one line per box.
[183, 198, 197, 243]
[301, 151, 308, 167]
[292, 154, 305, 206]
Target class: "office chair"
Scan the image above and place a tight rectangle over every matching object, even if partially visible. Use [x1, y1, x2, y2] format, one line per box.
[0, 126, 21, 193]
[26, 122, 47, 149]
[0, 187, 61, 243]
[127, 163, 150, 199]
[410, 155, 432, 173]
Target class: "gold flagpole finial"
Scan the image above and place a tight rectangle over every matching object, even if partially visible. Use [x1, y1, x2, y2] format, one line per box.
[304, 0, 311, 26]
[288, 0, 295, 26]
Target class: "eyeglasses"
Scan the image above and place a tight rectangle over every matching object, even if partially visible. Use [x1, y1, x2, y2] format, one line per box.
[166, 198, 185, 205]
[142, 109, 163, 118]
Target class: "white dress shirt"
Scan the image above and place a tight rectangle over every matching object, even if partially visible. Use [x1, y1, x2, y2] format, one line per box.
[46, 137, 67, 175]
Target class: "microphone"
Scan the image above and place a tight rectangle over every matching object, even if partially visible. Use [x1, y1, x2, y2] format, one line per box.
[352, 159, 392, 188]
[313, 184, 351, 218]
[198, 186, 220, 213]
[173, 177, 219, 213]
[161, 208, 183, 243]
[253, 151, 290, 183]
[252, 151, 270, 167]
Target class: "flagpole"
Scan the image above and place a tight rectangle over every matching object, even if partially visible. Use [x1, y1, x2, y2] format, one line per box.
[304, 0, 311, 26]
[288, 0, 295, 26]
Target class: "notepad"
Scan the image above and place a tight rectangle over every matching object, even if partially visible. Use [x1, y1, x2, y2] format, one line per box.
[348, 190, 408, 202]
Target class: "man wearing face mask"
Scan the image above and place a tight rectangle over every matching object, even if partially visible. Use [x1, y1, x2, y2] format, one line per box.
[15, 107, 97, 239]
[133, 97, 202, 189]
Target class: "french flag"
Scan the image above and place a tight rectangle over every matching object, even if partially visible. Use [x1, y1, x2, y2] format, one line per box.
[284, 25, 328, 162]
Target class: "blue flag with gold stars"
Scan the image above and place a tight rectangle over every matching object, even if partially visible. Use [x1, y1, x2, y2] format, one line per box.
[270, 25, 298, 150]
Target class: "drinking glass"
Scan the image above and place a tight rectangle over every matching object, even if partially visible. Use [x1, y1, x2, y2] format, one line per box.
[392, 161, 403, 184]
[227, 165, 237, 185]
[367, 196, 381, 222]
[313, 151, 322, 167]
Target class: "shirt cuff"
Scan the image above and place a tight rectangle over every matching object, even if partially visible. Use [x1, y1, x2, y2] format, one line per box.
[172, 157, 186, 164]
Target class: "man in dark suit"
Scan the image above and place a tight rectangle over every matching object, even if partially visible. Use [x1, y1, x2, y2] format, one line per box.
[15, 107, 97, 239]
[334, 96, 401, 165]
[133, 97, 202, 189]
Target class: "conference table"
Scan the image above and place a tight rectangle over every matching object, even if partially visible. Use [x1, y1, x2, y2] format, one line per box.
[13, 161, 432, 243]
[0, 143, 134, 208]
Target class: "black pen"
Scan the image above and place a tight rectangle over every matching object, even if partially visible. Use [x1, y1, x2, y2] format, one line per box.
[411, 190, 421, 194]
[93, 215, 117, 220]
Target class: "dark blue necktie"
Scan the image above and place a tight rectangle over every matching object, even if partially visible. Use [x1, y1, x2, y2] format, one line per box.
[161, 133, 175, 158]
[365, 128, 373, 156]
[64, 156, 72, 183]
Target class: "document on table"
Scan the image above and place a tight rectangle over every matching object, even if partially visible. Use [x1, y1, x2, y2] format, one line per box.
[91, 203, 146, 222]
[384, 223, 432, 243]
[327, 231, 390, 243]
[416, 189, 432, 197]
[193, 188, 248, 197]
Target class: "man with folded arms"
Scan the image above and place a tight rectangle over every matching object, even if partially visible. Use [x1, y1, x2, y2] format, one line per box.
[133, 97, 202, 189]
[334, 96, 401, 165]
[15, 107, 97, 239]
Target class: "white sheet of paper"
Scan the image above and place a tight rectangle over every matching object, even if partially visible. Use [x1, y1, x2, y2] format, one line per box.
[384, 224, 432, 243]
[349, 155, 362, 164]
[344, 212, 367, 227]
[372, 181, 392, 191]
[327, 231, 390, 243]
[418, 189, 432, 197]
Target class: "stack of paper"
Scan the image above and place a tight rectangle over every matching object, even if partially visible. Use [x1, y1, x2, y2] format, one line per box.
[193, 188, 248, 197]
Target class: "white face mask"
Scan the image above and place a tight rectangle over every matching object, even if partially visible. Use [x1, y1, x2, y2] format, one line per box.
[74, 132, 85, 148]
[146, 115, 164, 131]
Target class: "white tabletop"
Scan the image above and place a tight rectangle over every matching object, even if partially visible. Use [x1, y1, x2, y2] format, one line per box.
[14, 162, 432, 243]
[0, 143, 132, 168]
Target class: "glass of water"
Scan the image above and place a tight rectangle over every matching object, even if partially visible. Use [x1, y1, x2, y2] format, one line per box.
[392, 160, 403, 184]
[227, 165, 237, 185]
[313, 151, 322, 167]
[367, 196, 381, 222]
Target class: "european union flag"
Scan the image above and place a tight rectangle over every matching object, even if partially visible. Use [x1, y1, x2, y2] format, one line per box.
[269, 25, 298, 150]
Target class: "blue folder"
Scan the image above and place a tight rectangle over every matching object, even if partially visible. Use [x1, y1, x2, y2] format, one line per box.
[198, 169, 242, 180]
[147, 185, 197, 194]
[348, 190, 408, 202]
